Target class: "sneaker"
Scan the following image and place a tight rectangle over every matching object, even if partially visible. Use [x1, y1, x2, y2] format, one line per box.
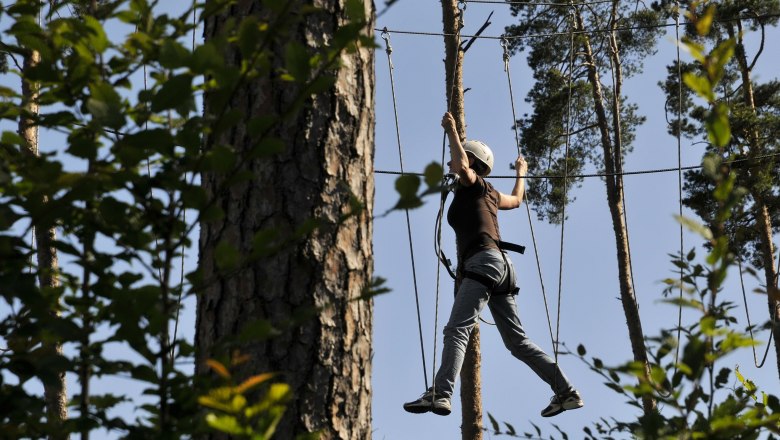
[403, 388, 452, 416]
[541, 390, 584, 417]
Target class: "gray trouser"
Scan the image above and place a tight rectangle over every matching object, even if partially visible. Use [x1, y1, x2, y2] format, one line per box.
[433, 248, 573, 399]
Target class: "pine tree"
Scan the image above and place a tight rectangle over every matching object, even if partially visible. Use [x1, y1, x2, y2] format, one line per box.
[655, 0, 780, 380]
[505, 0, 665, 413]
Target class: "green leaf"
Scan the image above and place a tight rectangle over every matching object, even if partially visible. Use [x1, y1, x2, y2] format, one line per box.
[706, 102, 731, 148]
[204, 145, 236, 173]
[504, 422, 517, 436]
[394, 174, 422, 210]
[487, 412, 500, 433]
[238, 319, 280, 342]
[709, 39, 735, 83]
[682, 73, 714, 102]
[1, 131, 25, 147]
[700, 316, 716, 335]
[238, 16, 261, 57]
[159, 40, 190, 69]
[285, 41, 310, 82]
[215, 241, 240, 271]
[191, 42, 224, 74]
[205, 414, 245, 435]
[84, 16, 109, 53]
[151, 74, 194, 112]
[395, 174, 420, 199]
[675, 215, 713, 241]
[247, 115, 279, 139]
[87, 82, 125, 129]
[182, 186, 208, 210]
[423, 162, 444, 189]
[344, 0, 365, 22]
[249, 137, 285, 159]
[695, 4, 716, 36]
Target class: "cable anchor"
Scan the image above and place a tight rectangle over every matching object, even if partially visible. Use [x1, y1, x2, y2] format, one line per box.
[381, 27, 394, 67]
[501, 36, 510, 72]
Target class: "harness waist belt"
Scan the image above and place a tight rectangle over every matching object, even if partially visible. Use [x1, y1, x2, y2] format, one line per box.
[498, 240, 525, 254]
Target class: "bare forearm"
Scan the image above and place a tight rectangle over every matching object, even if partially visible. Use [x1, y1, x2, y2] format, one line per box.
[498, 155, 528, 210]
[512, 176, 525, 201]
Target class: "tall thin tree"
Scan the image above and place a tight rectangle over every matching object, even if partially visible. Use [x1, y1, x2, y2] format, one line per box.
[19, 12, 68, 438]
[440, 3, 484, 438]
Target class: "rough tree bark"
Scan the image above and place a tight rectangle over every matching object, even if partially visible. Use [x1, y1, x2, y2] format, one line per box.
[442, 1, 483, 438]
[20, 45, 68, 439]
[196, 1, 375, 439]
[728, 23, 780, 379]
[573, 7, 655, 414]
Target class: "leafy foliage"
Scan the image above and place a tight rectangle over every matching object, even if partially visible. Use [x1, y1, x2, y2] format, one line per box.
[198, 356, 319, 440]
[504, 1, 663, 222]
[0, 0, 372, 437]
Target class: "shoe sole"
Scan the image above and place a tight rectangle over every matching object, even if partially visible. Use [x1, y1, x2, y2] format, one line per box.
[432, 406, 451, 416]
[542, 400, 584, 418]
[403, 405, 431, 414]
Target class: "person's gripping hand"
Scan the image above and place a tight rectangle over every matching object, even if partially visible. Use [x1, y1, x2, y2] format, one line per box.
[515, 155, 528, 177]
[441, 112, 457, 135]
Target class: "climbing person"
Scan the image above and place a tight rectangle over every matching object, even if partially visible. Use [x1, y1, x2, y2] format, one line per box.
[403, 112, 583, 418]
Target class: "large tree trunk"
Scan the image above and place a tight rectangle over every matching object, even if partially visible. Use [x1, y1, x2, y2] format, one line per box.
[574, 8, 655, 414]
[441, 1, 484, 438]
[196, 2, 375, 439]
[729, 23, 780, 379]
[20, 45, 68, 439]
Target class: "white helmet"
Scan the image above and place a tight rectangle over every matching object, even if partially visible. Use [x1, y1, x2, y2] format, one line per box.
[462, 140, 494, 176]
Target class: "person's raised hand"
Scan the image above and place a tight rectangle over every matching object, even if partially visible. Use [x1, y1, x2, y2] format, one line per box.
[441, 112, 457, 135]
[515, 155, 528, 177]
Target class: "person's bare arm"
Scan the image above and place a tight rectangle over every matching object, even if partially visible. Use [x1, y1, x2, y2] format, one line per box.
[498, 155, 527, 210]
[442, 112, 477, 186]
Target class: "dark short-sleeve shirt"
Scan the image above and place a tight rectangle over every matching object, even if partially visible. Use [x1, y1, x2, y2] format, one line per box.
[446, 176, 501, 260]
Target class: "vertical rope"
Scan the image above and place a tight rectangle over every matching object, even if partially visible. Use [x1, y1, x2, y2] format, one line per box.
[381, 29, 429, 389]
[501, 37, 556, 354]
[170, 0, 198, 363]
[673, 0, 685, 371]
[552, 1, 577, 368]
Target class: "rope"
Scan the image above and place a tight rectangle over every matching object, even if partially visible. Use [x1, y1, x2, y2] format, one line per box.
[672, 0, 684, 380]
[738, 257, 773, 368]
[374, 12, 780, 41]
[432, 0, 467, 398]
[551, 0, 576, 371]
[381, 29, 429, 389]
[170, 0, 198, 364]
[374, 152, 780, 179]
[501, 37, 556, 355]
